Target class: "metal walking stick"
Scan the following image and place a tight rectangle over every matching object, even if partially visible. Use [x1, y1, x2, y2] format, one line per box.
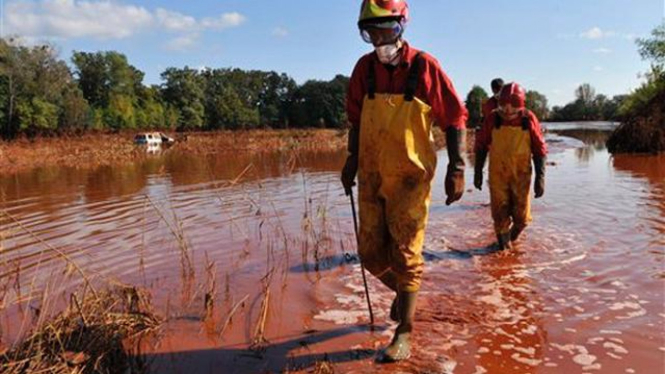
[349, 188, 374, 326]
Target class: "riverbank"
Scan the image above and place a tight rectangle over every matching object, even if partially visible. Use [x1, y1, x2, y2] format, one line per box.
[607, 77, 665, 154]
[0, 129, 348, 176]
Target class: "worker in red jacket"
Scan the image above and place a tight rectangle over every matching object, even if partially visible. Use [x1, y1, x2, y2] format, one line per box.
[481, 78, 504, 120]
[474, 82, 547, 250]
[341, 0, 468, 362]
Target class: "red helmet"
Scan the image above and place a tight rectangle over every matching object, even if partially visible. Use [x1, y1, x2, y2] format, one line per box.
[358, 0, 409, 28]
[498, 82, 526, 108]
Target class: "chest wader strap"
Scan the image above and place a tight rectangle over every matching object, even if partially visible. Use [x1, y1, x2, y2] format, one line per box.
[367, 60, 376, 100]
[494, 114, 502, 129]
[404, 53, 423, 102]
[521, 110, 531, 131]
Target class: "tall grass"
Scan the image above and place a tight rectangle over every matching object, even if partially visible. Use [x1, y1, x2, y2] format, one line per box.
[0, 286, 161, 374]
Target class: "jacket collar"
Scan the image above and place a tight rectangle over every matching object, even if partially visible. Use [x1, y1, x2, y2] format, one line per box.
[399, 41, 422, 69]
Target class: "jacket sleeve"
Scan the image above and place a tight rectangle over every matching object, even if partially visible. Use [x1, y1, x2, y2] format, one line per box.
[528, 112, 547, 157]
[481, 100, 491, 119]
[423, 57, 468, 131]
[346, 57, 368, 129]
[481, 97, 496, 119]
[475, 112, 494, 153]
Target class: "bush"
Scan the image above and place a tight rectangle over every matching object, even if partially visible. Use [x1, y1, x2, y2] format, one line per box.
[607, 73, 665, 154]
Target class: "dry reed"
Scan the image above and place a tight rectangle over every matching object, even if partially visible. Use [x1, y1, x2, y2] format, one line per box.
[0, 285, 161, 374]
[219, 294, 249, 339]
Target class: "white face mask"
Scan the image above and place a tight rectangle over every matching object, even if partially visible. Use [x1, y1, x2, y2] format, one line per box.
[375, 43, 401, 65]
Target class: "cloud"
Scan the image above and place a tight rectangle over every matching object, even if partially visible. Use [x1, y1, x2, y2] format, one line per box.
[6, 0, 246, 42]
[593, 66, 604, 72]
[580, 27, 615, 40]
[272, 27, 289, 38]
[156, 8, 197, 32]
[201, 12, 246, 30]
[6, 0, 153, 40]
[593, 47, 612, 54]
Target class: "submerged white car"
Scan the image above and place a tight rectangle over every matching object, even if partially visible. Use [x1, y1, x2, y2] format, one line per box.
[134, 132, 175, 146]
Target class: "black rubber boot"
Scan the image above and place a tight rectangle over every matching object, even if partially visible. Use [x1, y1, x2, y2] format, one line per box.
[497, 232, 513, 250]
[389, 291, 400, 322]
[510, 225, 526, 242]
[378, 291, 417, 363]
[378, 272, 400, 322]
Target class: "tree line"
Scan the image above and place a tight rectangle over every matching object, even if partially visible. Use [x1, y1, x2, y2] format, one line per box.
[2, 23, 662, 139]
[0, 38, 349, 139]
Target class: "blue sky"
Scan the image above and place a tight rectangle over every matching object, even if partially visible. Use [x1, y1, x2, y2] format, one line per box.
[3, 0, 664, 106]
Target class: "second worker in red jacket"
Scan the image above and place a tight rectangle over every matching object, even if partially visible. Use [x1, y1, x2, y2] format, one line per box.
[474, 82, 547, 250]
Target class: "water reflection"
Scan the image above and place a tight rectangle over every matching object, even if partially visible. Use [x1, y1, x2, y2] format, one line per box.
[474, 250, 547, 373]
[550, 128, 611, 163]
[612, 153, 665, 243]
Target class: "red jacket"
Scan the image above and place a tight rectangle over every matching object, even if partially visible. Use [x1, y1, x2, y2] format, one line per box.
[346, 42, 468, 130]
[475, 110, 548, 158]
[482, 97, 498, 119]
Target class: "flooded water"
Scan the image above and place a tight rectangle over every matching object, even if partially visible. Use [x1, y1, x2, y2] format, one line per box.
[0, 122, 663, 373]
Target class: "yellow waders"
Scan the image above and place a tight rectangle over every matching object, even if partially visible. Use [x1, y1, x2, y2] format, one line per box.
[357, 92, 436, 293]
[488, 126, 533, 237]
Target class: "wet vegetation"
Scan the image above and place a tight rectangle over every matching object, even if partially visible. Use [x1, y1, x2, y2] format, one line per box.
[607, 77, 665, 154]
[0, 286, 161, 374]
[608, 23, 665, 154]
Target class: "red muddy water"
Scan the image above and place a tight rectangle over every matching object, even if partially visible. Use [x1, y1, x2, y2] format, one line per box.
[0, 122, 663, 373]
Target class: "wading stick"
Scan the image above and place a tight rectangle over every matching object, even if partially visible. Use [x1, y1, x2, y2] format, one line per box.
[349, 189, 374, 326]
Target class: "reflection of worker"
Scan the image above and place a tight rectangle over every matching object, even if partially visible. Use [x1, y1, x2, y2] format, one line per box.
[482, 78, 504, 120]
[341, 0, 468, 362]
[474, 83, 547, 250]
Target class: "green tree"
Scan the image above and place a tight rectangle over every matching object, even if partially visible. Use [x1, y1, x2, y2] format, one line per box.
[0, 39, 23, 138]
[106, 93, 136, 130]
[71, 51, 145, 131]
[202, 69, 260, 130]
[637, 23, 665, 66]
[161, 67, 205, 130]
[60, 85, 90, 131]
[258, 71, 297, 128]
[465, 85, 488, 128]
[72, 51, 143, 108]
[575, 83, 596, 107]
[16, 98, 59, 133]
[617, 23, 665, 118]
[135, 85, 167, 129]
[0, 39, 86, 138]
[288, 75, 348, 128]
[525, 90, 549, 120]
